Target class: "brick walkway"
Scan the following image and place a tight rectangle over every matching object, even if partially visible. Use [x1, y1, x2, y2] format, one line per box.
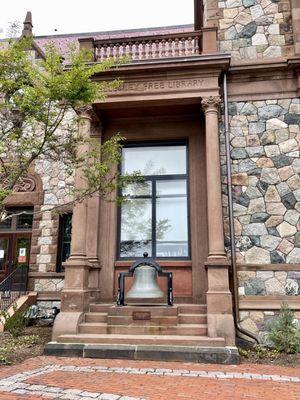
[0, 356, 299, 400]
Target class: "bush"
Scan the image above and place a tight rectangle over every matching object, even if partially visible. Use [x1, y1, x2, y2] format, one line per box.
[0, 304, 27, 337]
[267, 302, 300, 354]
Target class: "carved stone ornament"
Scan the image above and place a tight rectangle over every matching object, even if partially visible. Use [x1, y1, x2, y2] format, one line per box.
[201, 96, 221, 111]
[76, 105, 98, 122]
[13, 177, 36, 192]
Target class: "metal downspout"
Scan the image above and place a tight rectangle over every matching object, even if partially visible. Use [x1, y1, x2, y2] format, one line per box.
[223, 73, 259, 344]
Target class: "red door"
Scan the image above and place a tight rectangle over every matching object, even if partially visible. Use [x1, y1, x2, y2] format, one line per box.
[0, 233, 31, 282]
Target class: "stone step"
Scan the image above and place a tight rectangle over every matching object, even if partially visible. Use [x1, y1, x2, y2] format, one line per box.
[56, 333, 225, 347]
[107, 315, 178, 326]
[178, 304, 207, 314]
[178, 314, 207, 324]
[78, 323, 108, 334]
[78, 323, 207, 336]
[85, 313, 108, 323]
[107, 305, 178, 317]
[89, 304, 113, 313]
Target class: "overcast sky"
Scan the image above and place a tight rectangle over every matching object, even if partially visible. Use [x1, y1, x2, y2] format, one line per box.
[0, 0, 194, 38]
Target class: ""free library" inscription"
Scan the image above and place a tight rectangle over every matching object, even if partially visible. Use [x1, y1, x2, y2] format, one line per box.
[113, 78, 205, 93]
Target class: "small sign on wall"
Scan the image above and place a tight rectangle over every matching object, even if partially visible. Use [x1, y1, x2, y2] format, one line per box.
[18, 248, 26, 263]
[0, 250, 4, 259]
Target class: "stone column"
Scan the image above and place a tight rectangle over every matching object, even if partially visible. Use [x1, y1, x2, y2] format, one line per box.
[87, 122, 102, 302]
[52, 107, 92, 340]
[202, 95, 226, 260]
[201, 96, 235, 346]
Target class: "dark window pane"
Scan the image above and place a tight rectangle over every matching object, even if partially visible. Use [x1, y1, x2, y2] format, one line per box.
[57, 213, 72, 271]
[156, 197, 188, 257]
[16, 212, 33, 230]
[0, 214, 12, 230]
[120, 198, 152, 258]
[0, 238, 9, 270]
[122, 146, 186, 176]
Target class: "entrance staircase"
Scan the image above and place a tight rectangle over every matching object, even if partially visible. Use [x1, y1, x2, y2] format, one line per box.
[56, 303, 226, 347]
[47, 302, 239, 363]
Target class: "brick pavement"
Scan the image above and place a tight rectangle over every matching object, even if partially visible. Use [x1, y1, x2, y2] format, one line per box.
[0, 356, 298, 400]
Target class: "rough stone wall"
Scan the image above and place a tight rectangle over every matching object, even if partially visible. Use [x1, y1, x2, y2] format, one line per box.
[223, 98, 300, 264]
[218, 0, 294, 59]
[32, 159, 74, 291]
[239, 309, 300, 342]
[238, 270, 300, 295]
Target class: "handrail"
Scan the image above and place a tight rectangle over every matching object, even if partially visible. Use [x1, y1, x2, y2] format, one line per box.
[0, 263, 28, 311]
[94, 31, 202, 61]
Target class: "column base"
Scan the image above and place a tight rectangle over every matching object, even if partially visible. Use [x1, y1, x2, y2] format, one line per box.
[52, 311, 84, 341]
[205, 259, 235, 346]
[207, 314, 235, 346]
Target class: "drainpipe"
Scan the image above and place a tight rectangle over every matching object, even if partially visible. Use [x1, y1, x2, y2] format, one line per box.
[223, 73, 259, 344]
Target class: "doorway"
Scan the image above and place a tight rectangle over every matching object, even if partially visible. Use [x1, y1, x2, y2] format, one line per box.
[0, 208, 33, 282]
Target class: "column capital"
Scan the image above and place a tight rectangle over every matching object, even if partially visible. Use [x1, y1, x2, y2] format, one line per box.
[76, 105, 99, 122]
[201, 95, 221, 112]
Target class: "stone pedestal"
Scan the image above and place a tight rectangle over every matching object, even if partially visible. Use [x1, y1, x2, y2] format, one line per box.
[205, 260, 235, 345]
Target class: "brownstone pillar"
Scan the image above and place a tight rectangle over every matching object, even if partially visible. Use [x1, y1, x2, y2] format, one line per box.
[86, 123, 102, 302]
[201, 96, 235, 346]
[202, 95, 226, 260]
[52, 107, 92, 340]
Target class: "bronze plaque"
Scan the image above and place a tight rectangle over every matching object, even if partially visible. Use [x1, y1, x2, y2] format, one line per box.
[132, 311, 151, 321]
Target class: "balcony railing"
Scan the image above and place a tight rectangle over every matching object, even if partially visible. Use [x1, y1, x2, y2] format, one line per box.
[79, 27, 218, 63]
[94, 31, 201, 62]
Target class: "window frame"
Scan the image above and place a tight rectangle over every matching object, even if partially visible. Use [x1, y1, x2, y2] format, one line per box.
[117, 140, 191, 260]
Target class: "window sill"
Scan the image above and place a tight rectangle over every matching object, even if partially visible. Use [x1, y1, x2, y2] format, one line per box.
[115, 260, 192, 268]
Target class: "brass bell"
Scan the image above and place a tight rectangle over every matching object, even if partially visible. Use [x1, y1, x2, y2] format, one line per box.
[126, 265, 165, 300]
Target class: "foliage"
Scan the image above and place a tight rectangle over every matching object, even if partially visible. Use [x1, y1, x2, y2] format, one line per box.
[0, 35, 138, 217]
[267, 302, 300, 354]
[0, 334, 39, 365]
[238, 345, 279, 359]
[0, 303, 28, 337]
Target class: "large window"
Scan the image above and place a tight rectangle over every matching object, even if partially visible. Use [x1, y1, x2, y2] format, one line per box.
[118, 143, 189, 259]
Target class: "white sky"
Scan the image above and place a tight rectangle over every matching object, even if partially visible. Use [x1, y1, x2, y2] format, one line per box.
[0, 0, 194, 39]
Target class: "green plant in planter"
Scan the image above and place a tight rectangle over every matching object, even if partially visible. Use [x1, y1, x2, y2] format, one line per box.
[267, 302, 300, 354]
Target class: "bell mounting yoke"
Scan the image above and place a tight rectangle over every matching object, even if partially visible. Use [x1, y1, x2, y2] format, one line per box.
[117, 252, 173, 306]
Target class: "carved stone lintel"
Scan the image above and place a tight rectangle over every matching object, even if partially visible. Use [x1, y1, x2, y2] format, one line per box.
[201, 95, 221, 112]
[13, 176, 36, 193]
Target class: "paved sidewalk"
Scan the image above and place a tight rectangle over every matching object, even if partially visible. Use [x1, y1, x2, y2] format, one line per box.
[0, 356, 299, 399]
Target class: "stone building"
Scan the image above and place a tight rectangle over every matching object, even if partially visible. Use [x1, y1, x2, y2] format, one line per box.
[1, 0, 299, 359]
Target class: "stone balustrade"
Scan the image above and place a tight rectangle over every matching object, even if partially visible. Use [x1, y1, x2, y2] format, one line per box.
[94, 31, 201, 61]
[79, 28, 218, 62]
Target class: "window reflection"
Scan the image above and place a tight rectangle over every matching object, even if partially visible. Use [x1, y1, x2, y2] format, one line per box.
[122, 146, 186, 176]
[119, 143, 189, 259]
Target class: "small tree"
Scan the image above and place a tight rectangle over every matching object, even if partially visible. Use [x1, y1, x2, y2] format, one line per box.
[0, 35, 137, 219]
[267, 302, 300, 354]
